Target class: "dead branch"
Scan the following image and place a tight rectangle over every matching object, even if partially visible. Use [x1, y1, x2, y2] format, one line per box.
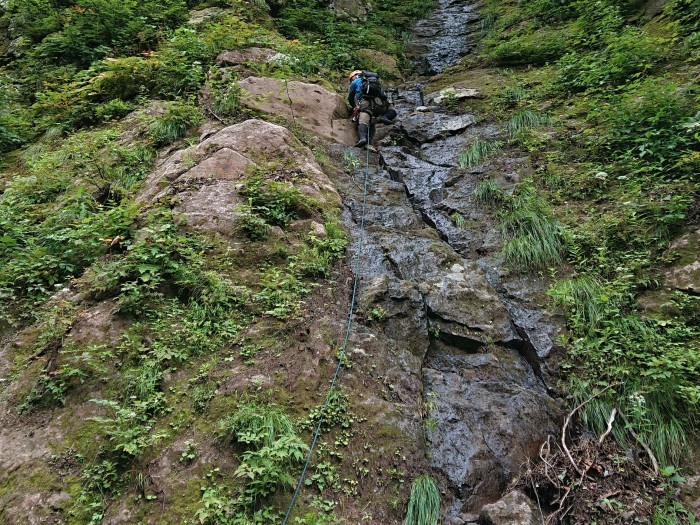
[205, 106, 226, 124]
[598, 407, 617, 444]
[617, 409, 659, 476]
[561, 383, 621, 477]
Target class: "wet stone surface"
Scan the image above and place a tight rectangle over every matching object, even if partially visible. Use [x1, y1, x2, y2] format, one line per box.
[334, 0, 565, 518]
[406, 0, 482, 75]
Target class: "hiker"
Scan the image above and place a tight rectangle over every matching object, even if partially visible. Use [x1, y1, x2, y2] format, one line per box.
[348, 70, 397, 148]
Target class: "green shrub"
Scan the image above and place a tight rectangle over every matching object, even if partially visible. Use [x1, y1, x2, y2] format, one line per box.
[146, 100, 203, 146]
[240, 173, 313, 227]
[219, 401, 308, 510]
[90, 396, 168, 458]
[557, 28, 663, 92]
[594, 79, 698, 169]
[8, 0, 189, 67]
[484, 26, 573, 66]
[95, 99, 136, 121]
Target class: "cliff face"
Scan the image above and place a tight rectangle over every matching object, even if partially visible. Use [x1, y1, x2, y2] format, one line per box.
[1, 0, 699, 523]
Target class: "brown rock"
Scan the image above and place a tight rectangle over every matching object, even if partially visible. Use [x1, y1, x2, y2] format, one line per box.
[137, 119, 340, 237]
[238, 76, 356, 145]
[664, 227, 700, 293]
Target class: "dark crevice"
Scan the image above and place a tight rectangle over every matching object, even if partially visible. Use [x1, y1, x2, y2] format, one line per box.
[511, 325, 549, 389]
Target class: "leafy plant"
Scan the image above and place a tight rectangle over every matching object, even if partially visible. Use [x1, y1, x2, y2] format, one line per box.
[146, 99, 203, 146]
[179, 441, 197, 464]
[239, 171, 313, 228]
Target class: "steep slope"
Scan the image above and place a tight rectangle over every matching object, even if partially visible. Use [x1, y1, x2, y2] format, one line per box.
[1, 0, 699, 523]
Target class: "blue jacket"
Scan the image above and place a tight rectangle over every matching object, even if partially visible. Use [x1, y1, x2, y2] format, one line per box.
[348, 77, 363, 107]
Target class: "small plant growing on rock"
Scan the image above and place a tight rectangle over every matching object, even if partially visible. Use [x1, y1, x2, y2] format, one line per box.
[367, 305, 388, 322]
[146, 99, 203, 146]
[451, 212, 466, 229]
[343, 149, 362, 171]
[458, 137, 504, 169]
[179, 441, 197, 464]
[403, 475, 440, 525]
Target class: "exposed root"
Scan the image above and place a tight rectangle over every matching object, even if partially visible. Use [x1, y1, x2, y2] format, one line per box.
[512, 386, 667, 524]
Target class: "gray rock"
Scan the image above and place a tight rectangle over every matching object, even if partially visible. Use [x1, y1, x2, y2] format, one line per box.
[479, 490, 542, 525]
[401, 112, 475, 143]
[429, 87, 483, 105]
[425, 350, 558, 513]
[215, 47, 276, 67]
[188, 7, 228, 25]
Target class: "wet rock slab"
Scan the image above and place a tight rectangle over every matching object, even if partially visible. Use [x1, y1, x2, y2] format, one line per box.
[406, 0, 481, 74]
[424, 346, 559, 513]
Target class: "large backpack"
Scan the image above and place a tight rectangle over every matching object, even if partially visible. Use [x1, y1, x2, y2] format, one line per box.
[361, 71, 386, 100]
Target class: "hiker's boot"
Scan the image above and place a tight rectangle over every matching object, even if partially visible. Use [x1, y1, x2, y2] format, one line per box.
[355, 124, 369, 148]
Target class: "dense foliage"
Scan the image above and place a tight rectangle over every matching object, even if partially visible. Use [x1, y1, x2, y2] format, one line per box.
[475, 0, 700, 486]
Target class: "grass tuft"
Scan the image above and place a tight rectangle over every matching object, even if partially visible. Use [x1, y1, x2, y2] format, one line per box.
[571, 383, 692, 467]
[474, 179, 508, 206]
[548, 275, 608, 333]
[404, 475, 440, 525]
[220, 401, 296, 450]
[506, 109, 552, 137]
[499, 188, 565, 271]
[459, 138, 504, 168]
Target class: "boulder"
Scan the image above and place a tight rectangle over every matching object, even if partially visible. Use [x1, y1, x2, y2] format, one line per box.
[401, 111, 476, 143]
[137, 119, 340, 237]
[238, 76, 356, 145]
[427, 87, 483, 105]
[215, 47, 277, 67]
[664, 227, 700, 293]
[479, 490, 542, 525]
